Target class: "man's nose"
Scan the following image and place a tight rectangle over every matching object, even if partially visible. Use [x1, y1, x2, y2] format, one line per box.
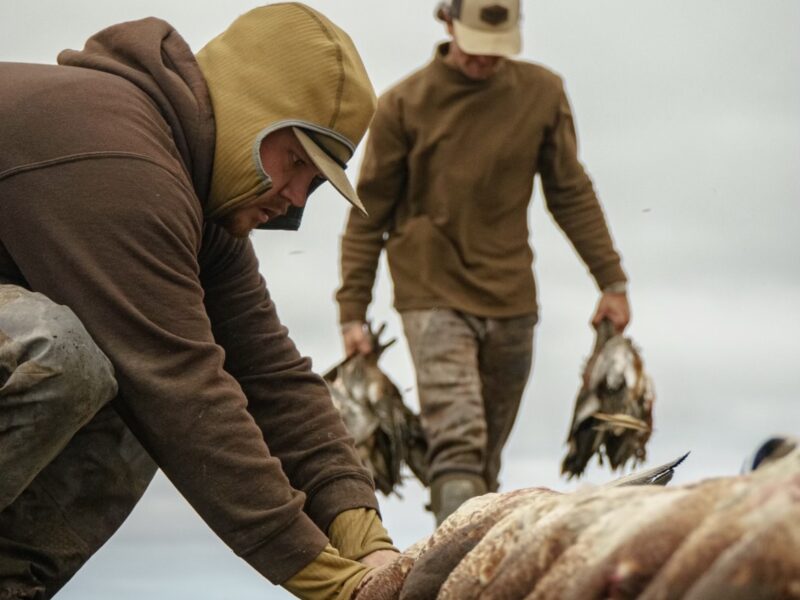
[284, 179, 309, 208]
[474, 55, 498, 67]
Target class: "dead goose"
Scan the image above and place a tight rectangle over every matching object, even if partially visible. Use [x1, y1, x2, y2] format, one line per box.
[477, 485, 663, 600]
[436, 490, 564, 599]
[553, 477, 732, 599]
[638, 449, 800, 600]
[681, 500, 800, 600]
[354, 540, 427, 600]
[362, 456, 688, 600]
[354, 495, 503, 600]
[359, 445, 798, 599]
[399, 487, 553, 600]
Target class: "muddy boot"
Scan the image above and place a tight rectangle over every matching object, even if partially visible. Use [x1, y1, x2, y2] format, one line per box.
[430, 473, 488, 526]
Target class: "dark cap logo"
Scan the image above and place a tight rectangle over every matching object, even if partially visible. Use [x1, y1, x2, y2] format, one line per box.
[480, 5, 509, 26]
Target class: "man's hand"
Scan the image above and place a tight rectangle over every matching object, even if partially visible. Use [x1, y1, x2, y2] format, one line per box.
[352, 550, 403, 600]
[591, 291, 631, 333]
[342, 321, 373, 357]
[359, 548, 400, 569]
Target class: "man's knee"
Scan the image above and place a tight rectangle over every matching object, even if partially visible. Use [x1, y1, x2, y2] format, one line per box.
[0, 285, 117, 424]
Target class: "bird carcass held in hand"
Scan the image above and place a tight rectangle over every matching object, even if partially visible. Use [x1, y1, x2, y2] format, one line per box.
[324, 323, 428, 495]
[562, 318, 655, 478]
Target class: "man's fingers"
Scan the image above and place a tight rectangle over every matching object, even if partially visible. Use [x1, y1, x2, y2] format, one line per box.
[359, 549, 400, 568]
[592, 294, 631, 333]
[342, 323, 374, 357]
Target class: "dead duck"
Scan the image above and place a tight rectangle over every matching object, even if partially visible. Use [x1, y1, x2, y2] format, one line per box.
[562, 319, 655, 478]
[324, 322, 428, 495]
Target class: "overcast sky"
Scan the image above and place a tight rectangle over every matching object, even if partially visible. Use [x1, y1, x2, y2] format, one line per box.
[2, 1, 798, 598]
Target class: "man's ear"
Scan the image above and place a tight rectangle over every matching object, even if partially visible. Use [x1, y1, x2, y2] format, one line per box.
[435, 2, 453, 25]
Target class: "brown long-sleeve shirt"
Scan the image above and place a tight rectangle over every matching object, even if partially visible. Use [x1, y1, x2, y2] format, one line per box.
[337, 44, 627, 323]
[0, 17, 377, 584]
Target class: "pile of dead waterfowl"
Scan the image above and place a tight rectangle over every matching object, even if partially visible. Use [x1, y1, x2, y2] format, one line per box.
[355, 445, 800, 599]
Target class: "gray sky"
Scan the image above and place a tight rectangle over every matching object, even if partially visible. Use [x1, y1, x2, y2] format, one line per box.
[2, 1, 799, 598]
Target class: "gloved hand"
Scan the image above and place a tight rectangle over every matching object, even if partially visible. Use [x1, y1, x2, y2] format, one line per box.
[283, 509, 400, 599]
[282, 543, 370, 600]
[328, 508, 397, 562]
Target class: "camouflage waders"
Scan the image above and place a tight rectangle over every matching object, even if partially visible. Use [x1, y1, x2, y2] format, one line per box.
[0, 285, 156, 599]
[401, 308, 535, 524]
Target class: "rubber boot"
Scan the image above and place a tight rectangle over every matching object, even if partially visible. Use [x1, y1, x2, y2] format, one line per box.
[430, 473, 488, 526]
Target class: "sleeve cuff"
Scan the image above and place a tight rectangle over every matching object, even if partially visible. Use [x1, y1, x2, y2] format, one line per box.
[282, 543, 370, 600]
[602, 281, 628, 295]
[304, 474, 380, 534]
[240, 511, 329, 585]
[328, 508, 398, 561]
[593, 263, 628, 292]
[338, 302, 369, 325]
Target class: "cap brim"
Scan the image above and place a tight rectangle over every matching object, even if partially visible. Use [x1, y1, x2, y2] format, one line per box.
[292, 127, 367, 216]
[453, 20, 522, 57]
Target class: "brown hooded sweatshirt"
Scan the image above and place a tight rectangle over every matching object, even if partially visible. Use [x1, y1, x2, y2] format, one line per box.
[0, 8, 377, 585]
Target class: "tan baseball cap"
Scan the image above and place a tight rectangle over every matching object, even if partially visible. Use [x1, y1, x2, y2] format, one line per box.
[439, 0, 522, 57]
[292, 126, 367, 215]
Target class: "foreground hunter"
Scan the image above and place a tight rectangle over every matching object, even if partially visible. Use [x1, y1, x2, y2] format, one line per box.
[0, 4, 398, 598]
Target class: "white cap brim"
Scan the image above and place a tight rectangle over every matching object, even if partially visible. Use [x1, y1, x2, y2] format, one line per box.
[293, 127, 367, 215]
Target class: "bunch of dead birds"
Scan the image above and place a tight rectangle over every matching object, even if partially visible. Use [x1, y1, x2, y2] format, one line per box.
[562, 319, 655, 478]
[355, 440, 800, 599]
[327, 318, 657, 493]
[324, 323, 428, 495]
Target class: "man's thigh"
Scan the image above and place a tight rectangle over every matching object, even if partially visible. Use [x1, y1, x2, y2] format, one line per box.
[479, 314, 536, 490]
[0, 403, 156, 598]
[401, 309, 486, 480]
[0, 285, 118, 509]
[0, 285, 156, 597]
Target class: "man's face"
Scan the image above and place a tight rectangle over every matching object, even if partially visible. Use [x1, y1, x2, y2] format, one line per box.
[218, 128, 323, 238]
[445, 25, 504, 81]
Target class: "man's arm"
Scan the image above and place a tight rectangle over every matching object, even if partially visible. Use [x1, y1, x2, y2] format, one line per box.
[538, 81, 630, 331]
[0, 159, 338, 585]
[337, 91, 409, 355]
[199, 224, 380, 532]
[201, 226, 400, 594]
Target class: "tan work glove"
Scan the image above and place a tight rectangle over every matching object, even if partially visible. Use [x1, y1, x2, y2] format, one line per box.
[283, 509, 398, 600]
[328, 508, 398, 562]
[282, 543, 369, 600]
